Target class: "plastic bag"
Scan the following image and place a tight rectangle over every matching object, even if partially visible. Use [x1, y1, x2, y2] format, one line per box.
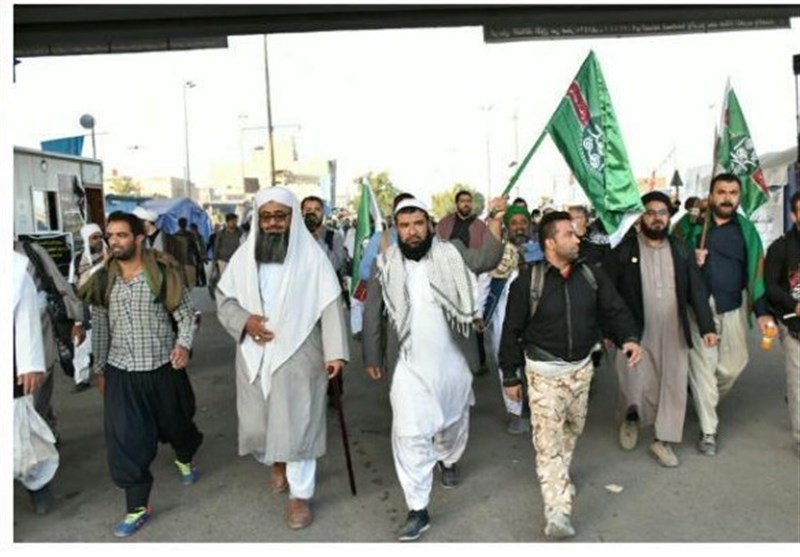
[14, 395, 59, 491]
[73, 331, 92, 385]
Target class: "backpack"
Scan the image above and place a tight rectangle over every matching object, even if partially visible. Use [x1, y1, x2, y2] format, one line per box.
[20, 241, 75, 377]
[528, 261, 597, 318]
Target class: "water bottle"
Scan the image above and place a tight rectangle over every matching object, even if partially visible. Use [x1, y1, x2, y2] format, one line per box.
[760, 322, 778, 351]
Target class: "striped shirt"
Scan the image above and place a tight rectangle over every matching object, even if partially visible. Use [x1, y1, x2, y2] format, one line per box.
[91, 272, 197, 374]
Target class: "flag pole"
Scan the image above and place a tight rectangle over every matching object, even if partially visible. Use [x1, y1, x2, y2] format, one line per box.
[501, 128, 548, 197]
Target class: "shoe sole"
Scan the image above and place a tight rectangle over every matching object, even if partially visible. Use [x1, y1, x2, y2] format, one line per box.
[113, 516, 150, 538]
[398, 523, 430, 541]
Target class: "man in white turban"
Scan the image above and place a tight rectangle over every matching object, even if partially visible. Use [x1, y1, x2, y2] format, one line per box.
[215, 187, 349, 530]
[133, 207, 165, 252]
[70, 223, 108, 288]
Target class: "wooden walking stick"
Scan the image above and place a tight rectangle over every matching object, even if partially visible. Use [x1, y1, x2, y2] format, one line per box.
[329, 370, 357, 496]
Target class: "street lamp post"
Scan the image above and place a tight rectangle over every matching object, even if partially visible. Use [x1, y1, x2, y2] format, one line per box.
[183, 80, 196, 199]
[79, 114, 96, 158]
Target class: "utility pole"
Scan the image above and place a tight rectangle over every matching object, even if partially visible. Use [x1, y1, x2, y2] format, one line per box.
[263, 35, 276, 187]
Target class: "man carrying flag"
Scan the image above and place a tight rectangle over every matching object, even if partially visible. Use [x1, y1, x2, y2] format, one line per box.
[673, 83, 776, 457]
[502, 50, 643, 247]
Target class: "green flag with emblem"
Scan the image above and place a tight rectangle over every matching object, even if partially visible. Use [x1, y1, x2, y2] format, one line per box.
[545, 51, 643, 246]
[714, 81, 769, 217]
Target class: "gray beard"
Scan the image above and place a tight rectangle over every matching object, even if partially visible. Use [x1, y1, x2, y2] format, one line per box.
[510, 232, 529, 247]
[255, 230, 289, 264]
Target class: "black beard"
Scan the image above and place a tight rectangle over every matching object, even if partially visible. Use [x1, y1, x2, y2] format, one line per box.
[398, 233, 433, 261]
[457, 209, 472, 219]
[304, 214, 322, 232]
[510, 232, 529, 247]
[712, 203, 736, 219]
[90, 243, 103, 255]
[641, 223, 668, 240]
[255, 230, 289, 263]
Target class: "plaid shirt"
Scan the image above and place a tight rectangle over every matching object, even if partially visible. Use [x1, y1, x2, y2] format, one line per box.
[91, 272, 197, 374]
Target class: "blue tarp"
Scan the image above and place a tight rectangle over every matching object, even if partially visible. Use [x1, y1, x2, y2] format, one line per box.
[141, 197, 212, 243]
[41, 136, 85, 156]
[105, 194, 153, 215]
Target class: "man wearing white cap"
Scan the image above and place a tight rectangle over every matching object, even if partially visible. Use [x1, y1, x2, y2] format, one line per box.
[133, 207, 164, 252]
[215, 186, 349, 530]
[363, 196, 507, 541]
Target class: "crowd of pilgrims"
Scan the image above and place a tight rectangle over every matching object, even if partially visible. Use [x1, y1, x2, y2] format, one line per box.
[12, 177, 800, 541]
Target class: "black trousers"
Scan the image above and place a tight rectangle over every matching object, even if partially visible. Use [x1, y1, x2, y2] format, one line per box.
[104, 363, 203, 512]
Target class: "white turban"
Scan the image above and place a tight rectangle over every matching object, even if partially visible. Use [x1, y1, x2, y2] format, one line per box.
[217, 187, 342, 400]
[133, 206, 158, 224]
[394, 198, 430, 217]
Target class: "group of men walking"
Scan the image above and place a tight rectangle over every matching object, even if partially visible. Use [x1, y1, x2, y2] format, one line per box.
[13, 175, 800, 542]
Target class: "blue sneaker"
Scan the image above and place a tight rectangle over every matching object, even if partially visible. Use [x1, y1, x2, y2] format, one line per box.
[113, 506, 151, 538]
[175, 460, 199, 485]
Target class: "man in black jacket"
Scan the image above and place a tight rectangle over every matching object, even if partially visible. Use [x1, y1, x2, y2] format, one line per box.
[605, 191, 717, 467]
[498, 211, 642, 540]
[765, 190, 800, 453]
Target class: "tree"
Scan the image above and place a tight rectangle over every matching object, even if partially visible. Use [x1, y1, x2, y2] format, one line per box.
[350, 171, 401, 219]
[106, 175, 140, 195]
[430, 183, 485, 219]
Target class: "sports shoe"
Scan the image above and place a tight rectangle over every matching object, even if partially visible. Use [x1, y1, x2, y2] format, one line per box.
[113, 506, 151, 538]
[506, 414, 529, 435]
[697, 433, 717, 456]
[438, 461, 460, 488]
[397, 509, 431, 541]
[650, 441, 679, 467]
[544, 512, 576, 539]
[285, 497, 313, 529]
[619, 419, 639, 451]
[28, 483, 52, 515]
[175, 460, 198, 485]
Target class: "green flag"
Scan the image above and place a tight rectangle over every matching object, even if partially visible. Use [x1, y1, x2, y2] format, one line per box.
[546, 51, 643, 246]
[350, 180, 374, 293]
[715, 82, 769, 217]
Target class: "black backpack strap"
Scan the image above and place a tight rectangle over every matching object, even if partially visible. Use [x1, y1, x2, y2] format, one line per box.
[528, 261, 546, 318]
[325, 228, 334, 251]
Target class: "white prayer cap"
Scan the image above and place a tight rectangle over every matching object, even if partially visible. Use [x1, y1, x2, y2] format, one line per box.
[393, 198, 429, 217]
[133, 206, 158, 223]
[255, 186, 296, 210]
[80, 223, 102, 242]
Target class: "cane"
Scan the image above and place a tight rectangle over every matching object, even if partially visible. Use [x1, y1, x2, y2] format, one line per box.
[329, 369, 357, 496]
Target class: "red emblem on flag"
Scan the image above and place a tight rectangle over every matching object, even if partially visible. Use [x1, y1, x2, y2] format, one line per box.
[752, 168, 768, 195]
[566, 82, 591, 127]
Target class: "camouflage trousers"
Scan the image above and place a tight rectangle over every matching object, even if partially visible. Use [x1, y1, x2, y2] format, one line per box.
[526, 359, 594, 521]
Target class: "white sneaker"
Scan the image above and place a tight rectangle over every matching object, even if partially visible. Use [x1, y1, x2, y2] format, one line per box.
[649, 441, 679, 467]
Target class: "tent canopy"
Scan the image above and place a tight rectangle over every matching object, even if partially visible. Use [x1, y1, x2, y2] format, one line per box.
[141, 197, 212, 243]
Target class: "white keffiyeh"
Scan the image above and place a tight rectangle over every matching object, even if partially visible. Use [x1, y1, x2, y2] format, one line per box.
[377, 236, 477, 355]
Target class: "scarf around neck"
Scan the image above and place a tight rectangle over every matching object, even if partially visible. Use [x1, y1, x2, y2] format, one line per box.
[377, 236, 477, 356]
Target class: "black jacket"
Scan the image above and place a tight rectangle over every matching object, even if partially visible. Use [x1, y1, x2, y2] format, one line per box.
[604, 234, 716, 347]
[498, 258, 640, 386]
[765, 226, 800, 334]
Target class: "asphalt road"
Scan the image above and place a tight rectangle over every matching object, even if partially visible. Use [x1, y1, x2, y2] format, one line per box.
[12, 288, 800, 544]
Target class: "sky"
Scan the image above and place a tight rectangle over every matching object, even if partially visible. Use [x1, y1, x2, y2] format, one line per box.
[6, 6, 800, 211]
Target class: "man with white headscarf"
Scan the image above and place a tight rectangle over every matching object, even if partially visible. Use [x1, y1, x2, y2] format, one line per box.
[133, 207, 165, 252]
[69, 223, 108, 391]
[362, 196, 507, 541]
[215, 187, 349, 530]
[70, 223, 108, 288]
